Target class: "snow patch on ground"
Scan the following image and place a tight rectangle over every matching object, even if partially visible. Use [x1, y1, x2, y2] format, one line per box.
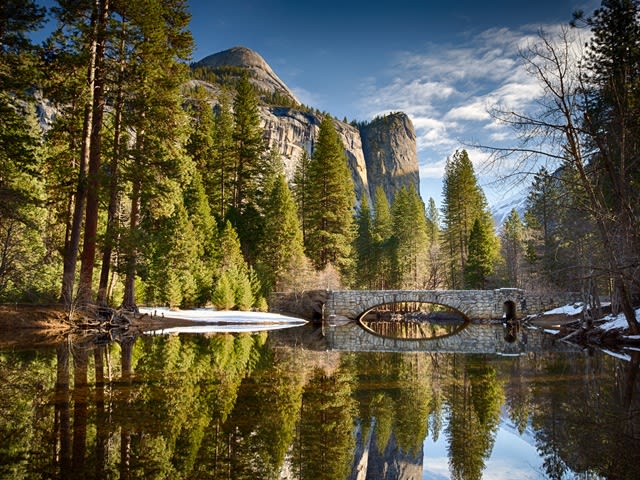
[139, 307, 307, 334]
[542, 303, 584, 316]
[139, 307, 305, 324]
[146, 324, 305, 334]
[544, 329, 560, 335]
[598, 307, 640, 332]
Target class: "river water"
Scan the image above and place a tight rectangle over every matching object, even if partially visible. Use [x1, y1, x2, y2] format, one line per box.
[0, 322, 639, 479]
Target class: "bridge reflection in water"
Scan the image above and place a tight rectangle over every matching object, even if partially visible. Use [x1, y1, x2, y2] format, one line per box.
[325, 319, 578, 355]
[358, 302, 468, 340]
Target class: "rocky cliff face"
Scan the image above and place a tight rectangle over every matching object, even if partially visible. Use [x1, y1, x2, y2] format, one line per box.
[195, 47, 420, 205]
[361, 113, 420, 205]
[261, 107, 371, 206]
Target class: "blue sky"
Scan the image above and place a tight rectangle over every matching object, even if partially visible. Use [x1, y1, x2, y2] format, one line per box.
[188, 0, 600, 206]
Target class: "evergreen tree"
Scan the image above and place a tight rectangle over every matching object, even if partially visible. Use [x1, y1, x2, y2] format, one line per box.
[182, 170, 218, 304]
[0, 1, 51, 300]
[390, 186, 430, 288]
[579, 0, 640, 330]
[257, 174, 306, 293]
[372, 185, 393, 289]
[211, 88, 234, 219]
[465, 218, 496, 288]
[121, 0, 193, 309]
[210, 270, 233, 310]
[230, 72, 267, 260]
[217, 220, 246, 274]
[524, 167, 561, 281]
[292, 149, 311, 242]
[441, 149, 492, 289]
[501, 209, 525, 287]
[426, 196, 444, 288]
[426, 197, 440, 242]
[354, 195, 375, 288]
[304, 116, 355, 279]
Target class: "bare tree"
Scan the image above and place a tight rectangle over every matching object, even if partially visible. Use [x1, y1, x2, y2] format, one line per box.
[483, 26, 640, 333]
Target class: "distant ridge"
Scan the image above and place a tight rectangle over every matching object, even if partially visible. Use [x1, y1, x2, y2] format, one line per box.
[195, 46, 298, 103]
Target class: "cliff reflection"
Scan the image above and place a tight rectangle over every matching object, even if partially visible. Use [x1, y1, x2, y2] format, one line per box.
[0, 328, 639, 479]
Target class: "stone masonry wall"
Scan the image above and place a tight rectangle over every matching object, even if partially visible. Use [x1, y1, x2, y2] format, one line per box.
[325, 289, 583, 321]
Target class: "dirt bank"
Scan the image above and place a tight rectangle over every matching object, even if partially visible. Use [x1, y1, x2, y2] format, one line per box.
[0, 304, 202, 349]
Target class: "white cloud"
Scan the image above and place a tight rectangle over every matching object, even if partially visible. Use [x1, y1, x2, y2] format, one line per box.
[357, 23, 588, 206]
[446, 100, 491, 121]
[290, 85, 321, 107]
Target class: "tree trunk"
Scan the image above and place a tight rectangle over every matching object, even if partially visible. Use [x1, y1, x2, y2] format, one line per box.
[78, 0, 110, 306]
[97, 11, 125, 306]
[122, 177, 141, 311]
[60, 6, 99, 307]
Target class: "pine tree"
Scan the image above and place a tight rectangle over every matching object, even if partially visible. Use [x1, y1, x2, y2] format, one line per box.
[230, 72, 267, 259]
[579, 0, 640, 330]
[425, 196, 443, 288]
[0, 2, 62, 301]
[183, 170, 218, 304]
[372, 185, 393, 289]
[48, 0, 103, 306]
[465, 218, 494, 288]
[217, 220, 246, 274]
[390, 186, 430, 288]
[353, 195, 375, 288]
[524, 167, 563, 284]
[121, 0, 193, 310]
[212, 270, 235, 310]
[211, 88, 234, 219]
[257, 174, 306, 293]
[292, 149, 311, 243]
[304, 116, 355, 279]
[441, 149, 492, 289]
[500, 209, 525, 287]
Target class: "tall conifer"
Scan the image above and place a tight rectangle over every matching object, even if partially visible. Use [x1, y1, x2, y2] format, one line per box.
[304, 117, 355, 279]
[441, 149, 493, 288]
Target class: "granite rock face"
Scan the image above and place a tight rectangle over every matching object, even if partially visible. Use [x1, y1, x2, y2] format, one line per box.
[361, 112, 420, 205]
[195, 47, 420, 205]
[261, 107, 371, 206]
[195, 46, 298, 103]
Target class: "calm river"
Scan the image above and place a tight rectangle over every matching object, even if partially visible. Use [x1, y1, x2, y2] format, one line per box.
[1, 322, 639, 479]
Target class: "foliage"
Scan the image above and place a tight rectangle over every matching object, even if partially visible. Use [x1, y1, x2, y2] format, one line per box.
[441, 150, 495, 289]
[390, 186, 431, 288]
[304, 116, 355, 280]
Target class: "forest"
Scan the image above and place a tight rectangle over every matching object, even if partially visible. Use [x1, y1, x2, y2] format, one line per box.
[0, 1, 639, 332]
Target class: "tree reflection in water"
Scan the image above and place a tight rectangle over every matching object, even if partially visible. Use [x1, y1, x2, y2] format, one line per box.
[0, 328, 639, 479]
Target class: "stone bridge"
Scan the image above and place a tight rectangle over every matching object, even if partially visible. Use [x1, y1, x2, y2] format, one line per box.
[325, 288, 581, 321]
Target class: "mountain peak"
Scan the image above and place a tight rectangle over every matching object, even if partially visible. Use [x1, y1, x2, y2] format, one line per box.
[195, 46, 298, 103]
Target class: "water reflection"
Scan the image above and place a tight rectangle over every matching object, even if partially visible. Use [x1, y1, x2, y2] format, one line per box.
[0, 328, 639, 479]
[359, 302, 468, 340]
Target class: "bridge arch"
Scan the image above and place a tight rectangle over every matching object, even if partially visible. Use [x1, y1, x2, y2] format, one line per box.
[357, 298, 470, 323]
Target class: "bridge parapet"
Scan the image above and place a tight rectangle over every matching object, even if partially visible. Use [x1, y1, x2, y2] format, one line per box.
[325, 289, 582, 321]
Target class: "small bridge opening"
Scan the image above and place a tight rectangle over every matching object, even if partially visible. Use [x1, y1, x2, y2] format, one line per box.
[503, 300, 517, 321]
[358, 301, 469, 340]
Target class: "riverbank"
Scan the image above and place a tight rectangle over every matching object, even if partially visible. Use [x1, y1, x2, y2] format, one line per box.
[0, 304, 307, 348]
[527, 303, 640, 350]
[0, 304, 200, 348]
